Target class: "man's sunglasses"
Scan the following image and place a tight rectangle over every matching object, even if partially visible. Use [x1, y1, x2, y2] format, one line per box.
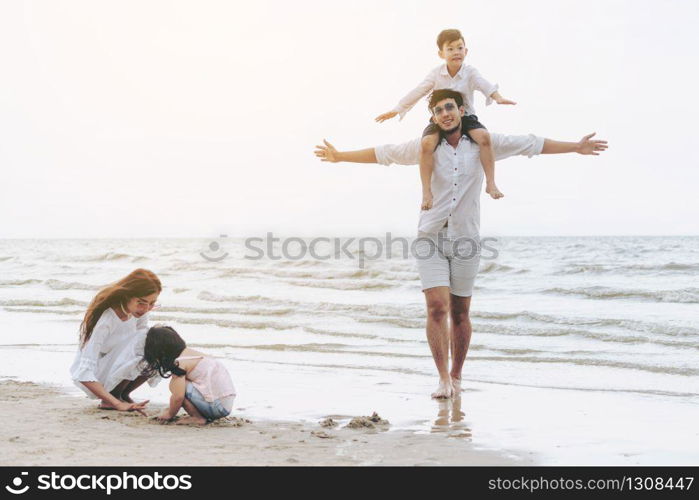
[431, 102, 458, 115]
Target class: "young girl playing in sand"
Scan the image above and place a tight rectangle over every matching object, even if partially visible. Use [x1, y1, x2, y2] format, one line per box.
[70, 268, 162, 414]
[142, 325, 236, 424]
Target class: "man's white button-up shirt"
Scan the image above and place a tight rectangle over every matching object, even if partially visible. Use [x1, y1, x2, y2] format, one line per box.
[375, 133, 545, 240]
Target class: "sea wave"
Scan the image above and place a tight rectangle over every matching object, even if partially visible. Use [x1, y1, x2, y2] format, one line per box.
[0, 279, 42, 286]
[49, 252, 148, 263]
[197, 291, 424, 318]
[196, 291, 699, 337]
[158, 305, 294, 317]
[555, 262, 699, 275]
[302, 326, 416, 343]
[479, 262, 527, 274]
[474, 322, 699, 349]
[3, 307, 83, 316]
[0, 298, 86, 307]
[151, 314, 292, 332]
[217, 266, 416, 281]
[542, 286, 699, 303]
[45, 279, 102, 291]
[470, 355, 698, 377]
[473, 310, 699, 338]
[263, 259, 331, 268]
[284, 279, 397, 291]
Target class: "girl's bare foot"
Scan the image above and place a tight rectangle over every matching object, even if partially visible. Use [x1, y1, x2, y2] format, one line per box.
[486, 184, 504, 199]
[431, 378, 454, 399]
[174, 416, 208, 425]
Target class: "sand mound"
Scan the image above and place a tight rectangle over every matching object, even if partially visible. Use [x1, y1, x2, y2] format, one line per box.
[345, 412, 389, 429]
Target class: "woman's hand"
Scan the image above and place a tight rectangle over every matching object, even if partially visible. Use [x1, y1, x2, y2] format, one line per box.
[114, 400, 149, 416]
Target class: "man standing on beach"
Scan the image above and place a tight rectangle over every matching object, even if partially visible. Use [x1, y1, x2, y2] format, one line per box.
[314, 89, 608, 398]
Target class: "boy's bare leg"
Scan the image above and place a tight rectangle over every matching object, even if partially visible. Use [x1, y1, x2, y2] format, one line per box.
[420, 133, 440, 210]
[176, 398, 208, 425]
[449, 294, 473, 392]
[424, 286, 454, 398]
[468, 128, 503, 199]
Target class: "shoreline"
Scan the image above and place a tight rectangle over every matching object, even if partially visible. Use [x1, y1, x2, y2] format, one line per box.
[0, 379, 531, 466]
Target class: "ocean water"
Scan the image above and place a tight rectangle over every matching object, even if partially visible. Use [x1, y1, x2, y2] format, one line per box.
[0, 236, 697, 465]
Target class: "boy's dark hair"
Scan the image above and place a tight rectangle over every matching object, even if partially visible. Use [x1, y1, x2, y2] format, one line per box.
[142, 325, 187, 378]
[428, 89, 464, 112]
[436, 29, 464, 50]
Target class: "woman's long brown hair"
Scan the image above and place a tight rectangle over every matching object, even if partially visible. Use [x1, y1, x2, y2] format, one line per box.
[79, 268, 162, 347]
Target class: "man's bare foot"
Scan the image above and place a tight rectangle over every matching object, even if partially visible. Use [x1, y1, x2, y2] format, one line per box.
[98, 401, 116, 410]
[451, 376, 463, 393]
[486, 184, 504, 199]
[120, 394, 134, 403]
[431, 379, 454, 399]
[174, 416, 208, 425]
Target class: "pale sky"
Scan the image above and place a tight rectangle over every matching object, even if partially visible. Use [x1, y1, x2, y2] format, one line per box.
[1, 0, 698, 238]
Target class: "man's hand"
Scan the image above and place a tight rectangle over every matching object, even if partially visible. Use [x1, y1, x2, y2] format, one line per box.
[314, 139, 339, 162]
[313, 141, 378, 164]
[375, 111, 398, 123]
[577, 133, 608, 155]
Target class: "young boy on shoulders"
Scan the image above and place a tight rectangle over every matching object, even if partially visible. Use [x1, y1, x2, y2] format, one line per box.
[375, 29, 516, 209]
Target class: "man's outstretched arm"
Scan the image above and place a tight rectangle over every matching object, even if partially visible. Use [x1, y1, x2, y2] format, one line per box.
[315, 133, 608, 165]
[314, 139, 377, 163]
[542, 133, 608, 155]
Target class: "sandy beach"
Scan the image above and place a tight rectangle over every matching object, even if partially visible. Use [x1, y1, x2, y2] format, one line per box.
[1, 238, 699, 465]
[0, 380, 526, 466]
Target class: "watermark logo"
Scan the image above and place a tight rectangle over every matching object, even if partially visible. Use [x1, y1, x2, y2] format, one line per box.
[201, 232, 499, 269]
[200, 234, 229, 262]
[5, 472, 29, 495]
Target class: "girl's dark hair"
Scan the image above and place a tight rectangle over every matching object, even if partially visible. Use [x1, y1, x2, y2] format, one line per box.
[142, 326, 187, 378]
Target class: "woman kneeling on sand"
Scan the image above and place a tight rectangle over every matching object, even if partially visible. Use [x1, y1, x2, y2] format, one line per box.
[69, 268, 162, 414]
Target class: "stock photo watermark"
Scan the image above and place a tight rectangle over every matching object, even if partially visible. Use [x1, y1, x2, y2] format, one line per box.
[200, 233, 499, 268]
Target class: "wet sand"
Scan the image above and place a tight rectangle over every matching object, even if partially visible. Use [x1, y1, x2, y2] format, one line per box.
[0, 380, 528, 466]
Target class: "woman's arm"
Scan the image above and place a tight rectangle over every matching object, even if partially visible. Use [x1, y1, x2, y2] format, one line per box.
[82, 382, 148, 414]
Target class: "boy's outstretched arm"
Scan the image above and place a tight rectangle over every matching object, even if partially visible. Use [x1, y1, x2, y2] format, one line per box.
[542, 133, 608, 155]
[314, 139, 378, 163]
[490, 91, 517, 105]
[375, 71, 437, 122]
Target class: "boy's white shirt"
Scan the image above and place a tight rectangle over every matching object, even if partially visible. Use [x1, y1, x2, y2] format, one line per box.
[392, 64, 499, 119]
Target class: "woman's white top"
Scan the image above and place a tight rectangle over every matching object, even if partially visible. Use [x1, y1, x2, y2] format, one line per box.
[69, 308, 159, 398]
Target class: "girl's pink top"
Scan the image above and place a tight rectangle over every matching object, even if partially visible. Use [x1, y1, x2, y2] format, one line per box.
[179, 356, 236, 402]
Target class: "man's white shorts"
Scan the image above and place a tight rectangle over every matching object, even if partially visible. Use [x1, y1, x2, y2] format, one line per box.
[414, 227, 480, 297]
